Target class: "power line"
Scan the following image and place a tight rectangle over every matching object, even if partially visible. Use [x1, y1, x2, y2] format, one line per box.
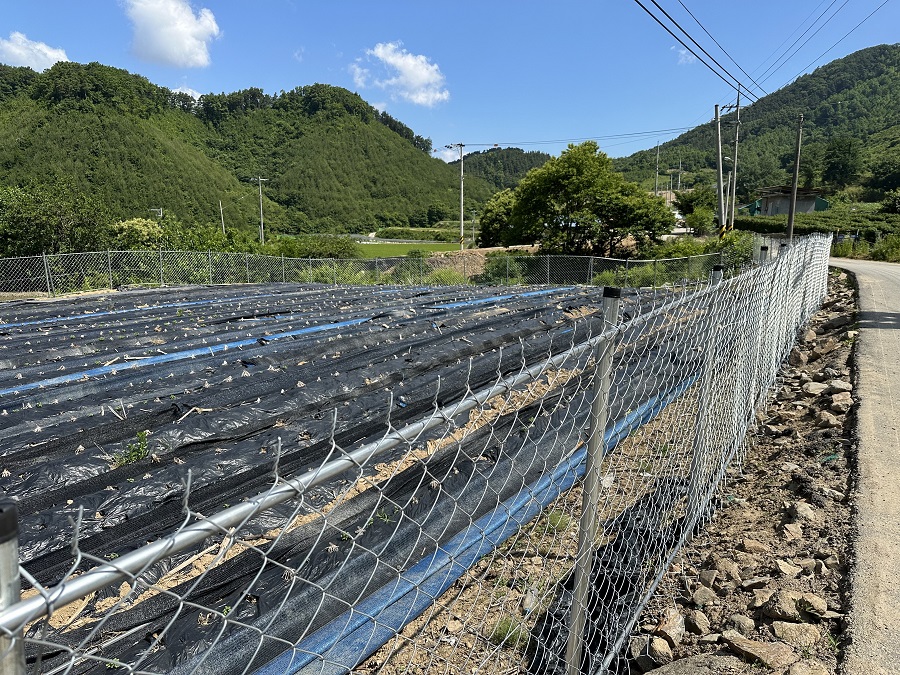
[630, 0, 753, 101]
[789, 0, 894, 83]
[755, 0, 852, 88]
[645, 0, 760, 102]
[675, 0, 769, 97]
[456, 127, 697, 150]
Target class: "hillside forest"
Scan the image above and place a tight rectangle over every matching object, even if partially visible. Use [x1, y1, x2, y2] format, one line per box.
[1, 43, 900, 260]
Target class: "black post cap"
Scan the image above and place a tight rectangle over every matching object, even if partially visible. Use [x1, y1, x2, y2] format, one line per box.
[603, 287, 621, 298]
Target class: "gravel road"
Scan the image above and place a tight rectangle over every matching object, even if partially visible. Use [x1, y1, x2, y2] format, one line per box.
[830, 258, 900, 675]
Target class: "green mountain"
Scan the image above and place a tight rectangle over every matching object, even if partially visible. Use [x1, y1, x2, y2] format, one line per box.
[452, 147, 552, 191]
[0, 61, 496, 238]
[613, 43, 900, 203]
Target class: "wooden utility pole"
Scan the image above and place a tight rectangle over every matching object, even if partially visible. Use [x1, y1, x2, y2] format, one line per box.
[786, 114, 804, 243]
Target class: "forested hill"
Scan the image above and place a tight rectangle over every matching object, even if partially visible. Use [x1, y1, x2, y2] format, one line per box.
[613, 43, 900, 202]
[452, 147, 552, 190]
[0, 61, 496, 235]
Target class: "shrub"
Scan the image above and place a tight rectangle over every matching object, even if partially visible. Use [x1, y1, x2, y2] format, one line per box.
[425, 268, 469, 286]
[479, 253, 524, 285]
[871, 234, 900, 262]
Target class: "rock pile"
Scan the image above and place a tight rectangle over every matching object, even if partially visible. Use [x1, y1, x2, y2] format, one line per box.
[627, 270, 856, 675]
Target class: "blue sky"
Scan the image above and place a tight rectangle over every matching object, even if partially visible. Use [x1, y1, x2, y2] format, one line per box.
[1, 0, 897, 161]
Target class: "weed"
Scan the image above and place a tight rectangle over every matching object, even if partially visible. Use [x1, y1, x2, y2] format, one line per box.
[376, 508, 393, 524]
[111, 430, 150, 467]
[222, 605, 231, 616]
[489, 616, 527, 649]
[544, 509, 571, 533]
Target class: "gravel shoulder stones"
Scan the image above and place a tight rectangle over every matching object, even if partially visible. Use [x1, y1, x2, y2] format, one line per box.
[630, 269, 857, 675]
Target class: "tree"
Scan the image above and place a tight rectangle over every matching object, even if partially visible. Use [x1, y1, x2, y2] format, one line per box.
[823, 134, 863, 187]
[478, 189, 516, 247]
[508, 142, 674, 256]
[0, 180, 111, 256]
[673, 185, 716, 216]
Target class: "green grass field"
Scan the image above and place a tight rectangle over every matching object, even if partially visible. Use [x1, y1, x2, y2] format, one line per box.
[356, 242, 462, 258]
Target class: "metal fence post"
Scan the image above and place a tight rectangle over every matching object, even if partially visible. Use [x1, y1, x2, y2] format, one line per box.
[587, 257, 594, 285]
[158, 250, 164, 287]
[686, 265, 724, 523]
[505, 256, 510, 285]
[208, 251, 213, 285]
[758, 245, 769, 264]
[245, 253, 250, 284]
[375, 258, 381, 284]
[0, 501, 25, 675]
[107, 250, 114, 289]
[545, 255, 550, 285]
[653, 259, 658, 287]
[281, 255, 286, 283]
[42, 252, 52, 298]
[566, 287, 620, 675]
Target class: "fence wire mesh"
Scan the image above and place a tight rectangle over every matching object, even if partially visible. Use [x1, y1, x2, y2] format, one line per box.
[0, 251, 727, 298]
[0, 235, 830, 675]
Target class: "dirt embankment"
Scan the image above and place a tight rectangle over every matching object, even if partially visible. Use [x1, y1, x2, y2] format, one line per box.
[631, 269, 858, 675]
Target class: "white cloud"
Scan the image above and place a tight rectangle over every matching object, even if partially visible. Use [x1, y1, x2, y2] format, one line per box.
[435, 147, 459, 162]
[125, 0, 220, 68]
[671, 45, 697, 65]
[293, 47, 305, 63]
[0, 32, 68, 71]
[172, 85, 201, 98]
[349, 62, 369, 88]
[359, 41, 449, 107]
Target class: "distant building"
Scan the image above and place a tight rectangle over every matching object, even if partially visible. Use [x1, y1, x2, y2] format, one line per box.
[746, 186, 830, 216]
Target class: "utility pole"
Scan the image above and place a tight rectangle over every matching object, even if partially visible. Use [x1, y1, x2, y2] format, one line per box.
[219, 200, 226, 236]
[446, 143, 465, 250]
[654, 142, 660, 196]
[786, 114, 804, 243]
[728, 89, 742, 230]
[715, 105, 726, 238]
[253, 177, 269, 245]
[678, 157, 682, 191]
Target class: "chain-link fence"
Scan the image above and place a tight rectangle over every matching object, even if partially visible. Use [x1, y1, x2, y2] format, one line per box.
[0, 250, 728, 298]
[0, 234, 830, 675]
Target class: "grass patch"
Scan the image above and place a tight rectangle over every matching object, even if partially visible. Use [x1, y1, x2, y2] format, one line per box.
[111, 430, 150, 467]
[488, 616, 528, 649]
[356, 242, 461, 258]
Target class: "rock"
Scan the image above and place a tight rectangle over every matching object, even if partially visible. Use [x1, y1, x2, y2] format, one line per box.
[788, 501, 817, 522]
[775, 559, 803, 577]
[810, 338, 838, 361]
[628, 634, 657, 673]
[843, 330, 859, 341]
[763, 590, 828, 621]
[697, 633, 721, 645]
[822, 314, 852, 331]
[827, 379, 853, 393]
[640, 652, 747, 674]
[729, 613, 756, 635]
[801, 382, 829, 396]
[741, 539, 771, 554]
[789, 660, 831, 675]
[741, 576, 771, 591]
[796, 558, 817, 573]
[773, 621, 821, 649]
[814, 559, 831, 576]
[763, 590, 805, 621]
[721, 630, 799, 669]
[788, 346, 808, 366]
[685, 609, 711, 635]
[692, 585, 718, 608]
[817, 410, 842, 428]
[781, 522, 803, 540]
[830, 399, 852, 413]
[699, 569, 718, 588]
[654, 607, 685, 648]
[749, 588, 776, 609]
[802, 329, 817, 343]
[648, 637, 673, 666]
[712, 557, 742, 581]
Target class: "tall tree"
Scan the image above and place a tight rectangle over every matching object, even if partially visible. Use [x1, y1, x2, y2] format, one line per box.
[509, 142, 674, 256]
